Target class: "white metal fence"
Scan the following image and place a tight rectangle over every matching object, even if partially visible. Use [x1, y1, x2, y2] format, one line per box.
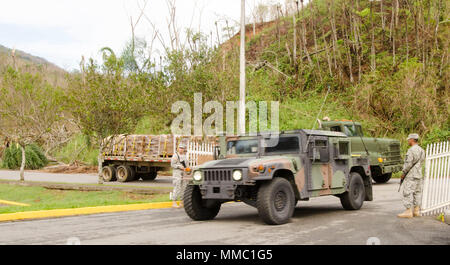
[186, 141, 215, 167]
[421, 141, 450, 216]
[173, 135, 215, 167]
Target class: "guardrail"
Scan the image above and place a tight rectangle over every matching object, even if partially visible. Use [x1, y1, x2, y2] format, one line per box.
[421, 141, 450, 216]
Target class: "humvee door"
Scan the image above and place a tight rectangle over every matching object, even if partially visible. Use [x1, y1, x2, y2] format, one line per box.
[306, 136, 346, 195]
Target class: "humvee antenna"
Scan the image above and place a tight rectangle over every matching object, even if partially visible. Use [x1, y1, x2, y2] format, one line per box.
[353, 119, 369, 157]
[344, 107, 370, 157]
[305, 85, 331, 152]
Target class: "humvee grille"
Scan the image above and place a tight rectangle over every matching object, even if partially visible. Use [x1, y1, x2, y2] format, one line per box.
[204, 169, 233, 182]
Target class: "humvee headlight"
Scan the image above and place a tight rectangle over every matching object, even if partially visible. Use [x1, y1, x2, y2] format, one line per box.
[232, 170, 243, 181]
[193, 171, 202, 181]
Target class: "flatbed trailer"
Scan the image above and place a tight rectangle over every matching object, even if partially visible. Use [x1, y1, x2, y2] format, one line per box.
[99, 135, 215, 182]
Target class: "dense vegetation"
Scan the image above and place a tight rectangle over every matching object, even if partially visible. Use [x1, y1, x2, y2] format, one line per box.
[0, 0, 448, 168]
[1, 144, 48, 170]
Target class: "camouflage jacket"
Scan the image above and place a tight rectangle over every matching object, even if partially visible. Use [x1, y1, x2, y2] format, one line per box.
[171, 153, 187, 178]
[402, 144, 425, 179]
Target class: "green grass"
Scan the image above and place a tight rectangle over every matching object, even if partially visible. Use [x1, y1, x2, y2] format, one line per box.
[52, 134, 99, 166]
[0, 184, 170, 214]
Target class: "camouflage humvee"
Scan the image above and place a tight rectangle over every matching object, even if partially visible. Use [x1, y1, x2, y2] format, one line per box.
[183, 130, 373, 225]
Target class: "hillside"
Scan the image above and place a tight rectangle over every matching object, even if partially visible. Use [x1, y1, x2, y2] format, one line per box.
[214, 0, 449, 146]
[0, 44, 67, 87]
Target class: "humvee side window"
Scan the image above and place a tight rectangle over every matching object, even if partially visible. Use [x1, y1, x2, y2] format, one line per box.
[339, 142, 349, 155]
[264, 136, 300, 154]
[308, 139, 329, 162]
[227, 139, 258, 155]
[315, 140, 327, 147]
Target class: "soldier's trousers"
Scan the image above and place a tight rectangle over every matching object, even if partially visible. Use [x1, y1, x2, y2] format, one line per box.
[172, 177, 187, 201]
[402, 177, 423, 209]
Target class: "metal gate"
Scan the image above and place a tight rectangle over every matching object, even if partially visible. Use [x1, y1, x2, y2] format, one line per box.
[186, 141, 215, 167]
[173, 135, 216, 167]
[421, 141, 450, 216]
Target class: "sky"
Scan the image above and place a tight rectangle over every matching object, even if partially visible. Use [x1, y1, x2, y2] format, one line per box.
[0, 0, 288, 71]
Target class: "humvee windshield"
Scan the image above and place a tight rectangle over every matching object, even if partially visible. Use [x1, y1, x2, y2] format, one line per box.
[344, 125, 363, 137]
[330, 124, 363, 137]
[227, 139, 258, 155]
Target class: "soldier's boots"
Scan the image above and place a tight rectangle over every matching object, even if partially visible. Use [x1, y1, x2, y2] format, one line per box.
[398, 208, 413, 218]
[413, 206, 421, 217]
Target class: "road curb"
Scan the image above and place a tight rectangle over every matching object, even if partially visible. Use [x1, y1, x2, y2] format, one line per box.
[0, 201, 178, 222]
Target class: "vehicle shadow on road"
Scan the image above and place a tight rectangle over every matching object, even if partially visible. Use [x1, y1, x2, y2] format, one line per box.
[292, 205, 344, 219]
[213, 203, 345, 225]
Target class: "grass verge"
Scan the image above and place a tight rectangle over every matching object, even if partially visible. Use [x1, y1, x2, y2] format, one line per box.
[0, 183, 170, 214]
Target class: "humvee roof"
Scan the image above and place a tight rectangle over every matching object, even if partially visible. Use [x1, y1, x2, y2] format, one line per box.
[249, 129, 348, 138]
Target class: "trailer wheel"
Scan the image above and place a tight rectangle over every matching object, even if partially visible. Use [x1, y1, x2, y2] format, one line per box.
[184, 185, 221, 221]
[116, 165, 135, 182]
[256, 178, 296, 225]
[340, 172, 365, 210]
[140, 171, 158, 181]
[372, 173, 392, 183]
[101, 166, 116, 182]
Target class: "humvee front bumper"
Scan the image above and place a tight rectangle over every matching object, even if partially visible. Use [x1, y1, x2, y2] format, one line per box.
[199, 184, 238, 200]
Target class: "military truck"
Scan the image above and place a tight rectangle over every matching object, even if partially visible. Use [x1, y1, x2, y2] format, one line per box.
[99, 135, 215, 182]
[183, 130, 373, 225]
[99, 134, 180, 182]
[319, 120, 403, 183]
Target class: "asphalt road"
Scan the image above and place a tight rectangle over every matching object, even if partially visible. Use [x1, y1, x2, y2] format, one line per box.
[0, 169, 174, 187]
[0, 179, 448, 245]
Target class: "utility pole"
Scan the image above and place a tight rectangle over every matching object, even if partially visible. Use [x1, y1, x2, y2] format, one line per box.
[238, 0, 246, 135]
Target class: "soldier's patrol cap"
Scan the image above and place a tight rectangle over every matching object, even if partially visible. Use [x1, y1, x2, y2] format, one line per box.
[407, 134, 420, 140]
[178, 143, 187, 149]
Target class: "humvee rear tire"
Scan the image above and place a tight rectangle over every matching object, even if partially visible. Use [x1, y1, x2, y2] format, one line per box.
[139, 171, 158, 181]
[372, 173, 392, 183]
[184, 185, 221, 221]
[101, 166, 116, 182]
[256, 178, 296, 225]
[340, 172, 365, 210]
[116, 165, 135, 182]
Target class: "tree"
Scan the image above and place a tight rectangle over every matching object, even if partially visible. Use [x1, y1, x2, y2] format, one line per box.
[0, 67, 63, 181]
[66, 49, 150, 145]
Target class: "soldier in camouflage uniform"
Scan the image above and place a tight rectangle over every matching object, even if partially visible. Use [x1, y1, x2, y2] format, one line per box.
[171, 144, 188, 208]
[398, 134, 426, 218]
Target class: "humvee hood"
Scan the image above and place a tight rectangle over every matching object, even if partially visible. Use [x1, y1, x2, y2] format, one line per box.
[200, 158, 255, 168]
[200, 156, 293, 169]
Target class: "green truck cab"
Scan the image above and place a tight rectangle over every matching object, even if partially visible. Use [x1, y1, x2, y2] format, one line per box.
[183, 130, 373, 225]
[319, 120, 403, 183]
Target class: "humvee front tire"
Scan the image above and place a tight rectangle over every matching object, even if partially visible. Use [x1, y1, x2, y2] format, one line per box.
[340, 172, 365, 210]
[184, 185, 221, 221]
[372, 173, 392, 183]
[256, 178, 296, 225]
[101, 166, 116, 182]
